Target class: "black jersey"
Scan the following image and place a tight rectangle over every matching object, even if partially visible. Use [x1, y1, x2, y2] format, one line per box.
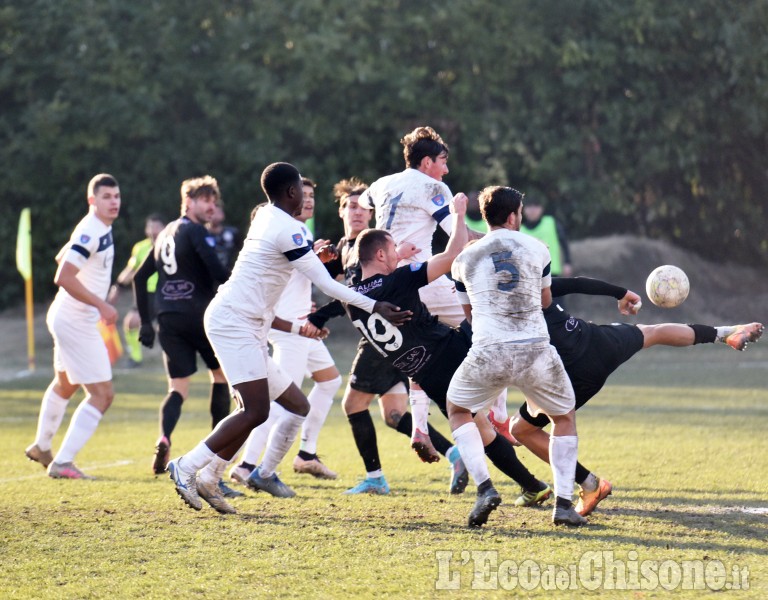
[135, 216, 229, 321]
[345, 262, 454, 381]
[544, 277, 627, 366]
[325, 236, 363, 286]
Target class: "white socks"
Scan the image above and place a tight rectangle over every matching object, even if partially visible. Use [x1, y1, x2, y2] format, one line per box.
[181, 441, 216, 473]
[300, 376, 341, 454]
[409, 388, 430, 435]
[259, 411, 306, 478]
[33, 384, 69, 451]
[491, 389, 508, 422]
[54, 400, 102, 464]
[198, 454, 231, 485]
[453, 422, 490, 486]
[240, 401, 286, 465]
[550, 435, 578, 501]
[715, 325, 735, 342]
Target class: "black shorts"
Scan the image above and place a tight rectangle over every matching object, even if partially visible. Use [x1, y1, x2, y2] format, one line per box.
[348, 339, 408, 396]
[416, 323, 473, 418]
[519, 322, 644, 428]
[157, 312, 220, 379]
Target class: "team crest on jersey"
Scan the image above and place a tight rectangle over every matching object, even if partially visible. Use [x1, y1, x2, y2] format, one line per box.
[431, 194, 445, 207]
[292, 233, 304, 246]
[205, 235, 216, 247]
[80, 234, 91, 244]
[409, 262, 423, 271]
[97, 231, 113, 251]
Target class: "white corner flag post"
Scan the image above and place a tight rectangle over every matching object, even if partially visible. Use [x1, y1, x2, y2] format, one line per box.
[16, 208, 35, 373]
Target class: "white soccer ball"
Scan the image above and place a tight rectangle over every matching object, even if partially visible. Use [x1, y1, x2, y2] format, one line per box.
[645, 265, 690, 308]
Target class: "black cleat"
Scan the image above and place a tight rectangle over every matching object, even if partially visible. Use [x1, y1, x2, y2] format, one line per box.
[468, 485, 501, 528]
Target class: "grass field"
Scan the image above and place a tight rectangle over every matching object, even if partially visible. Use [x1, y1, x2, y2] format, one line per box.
[1, 319, 766, 598]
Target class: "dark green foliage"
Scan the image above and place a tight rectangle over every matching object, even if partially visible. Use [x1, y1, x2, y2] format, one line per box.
[1, 0, 766, 309]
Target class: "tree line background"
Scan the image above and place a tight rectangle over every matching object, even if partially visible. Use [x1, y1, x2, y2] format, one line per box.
[1, 0, 767, 310]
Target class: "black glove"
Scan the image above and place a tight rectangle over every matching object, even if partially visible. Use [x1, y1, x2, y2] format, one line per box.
[138, 323, 155, 348]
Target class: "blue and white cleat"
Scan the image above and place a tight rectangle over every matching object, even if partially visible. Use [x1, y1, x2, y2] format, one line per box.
[167, 458, 202, 510]
[343, 475, 390, 495]
[246, 467, 296, 498]
[447, 446, 469, 495]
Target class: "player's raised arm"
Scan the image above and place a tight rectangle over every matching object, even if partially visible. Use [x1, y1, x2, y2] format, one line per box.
[426, 193, 468, 282]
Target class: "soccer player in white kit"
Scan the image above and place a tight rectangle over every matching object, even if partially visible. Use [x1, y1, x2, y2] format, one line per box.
[167, 163, 410, 513]
[25, 174, 122, 480]
[446, 185, 586, 527]
[229, 177, 342, 488]
[359, 126, 475, 459]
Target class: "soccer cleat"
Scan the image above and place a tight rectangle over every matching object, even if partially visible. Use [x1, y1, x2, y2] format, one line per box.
[152, 436, 171, 476]
[47, 461, 95, 480]
[229, 463, 254, 485]
[167, 458, 202, 510]
[218, 479, 244, 498]
[197, 479, 237, 514]
[724, 323, 764, 351]
[25, 444, 53, 468]
[575, 478, 613, 516]
[246, 468, 296, 498]
[293, 455, 338, 479]
[468, 485, 502, 527]
[488, 410, 521, 446]
[446, 446, 469, 495]
[553, 505, 588, 526]
[514, 483, 553, 507]
[343, 475, 390, 495]
[411, 429, 441, 463]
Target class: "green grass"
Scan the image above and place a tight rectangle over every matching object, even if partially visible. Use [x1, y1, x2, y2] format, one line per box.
[1, 328, 766, 599]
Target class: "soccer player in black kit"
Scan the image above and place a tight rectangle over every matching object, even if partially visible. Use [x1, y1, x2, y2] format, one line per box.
[311, 178, 468, 495]
[133, 176, 238, 502]
[509, 276, 764, 516]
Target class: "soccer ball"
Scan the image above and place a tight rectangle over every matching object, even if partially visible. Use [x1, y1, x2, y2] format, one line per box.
[645, 265, 690, 308]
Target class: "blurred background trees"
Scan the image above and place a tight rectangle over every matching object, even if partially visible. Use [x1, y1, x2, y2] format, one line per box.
[1, 0, 766, 309]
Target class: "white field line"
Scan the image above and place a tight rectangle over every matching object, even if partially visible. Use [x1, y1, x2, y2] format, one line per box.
[1, 459, 133, 483]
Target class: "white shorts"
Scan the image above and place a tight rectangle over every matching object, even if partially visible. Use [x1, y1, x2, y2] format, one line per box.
[447, 341, 574, 417]
[204, 304, 292, 399]
[418, 274, 465, 327]
[268, 330, 335, 387]
[47, 305, 111, 385]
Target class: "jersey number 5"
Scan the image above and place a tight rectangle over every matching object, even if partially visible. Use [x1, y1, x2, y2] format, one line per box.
[491, 251, 519, 291]
[352, 314, 403, 357]
[160, 236, 178, 275]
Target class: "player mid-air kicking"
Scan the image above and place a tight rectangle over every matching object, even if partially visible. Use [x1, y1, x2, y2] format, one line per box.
[501, 275, 764, 516]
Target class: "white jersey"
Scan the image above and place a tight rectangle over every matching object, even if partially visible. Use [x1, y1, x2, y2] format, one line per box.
[360, 168, 453, 263]
[50, 211, 114, 322]
[452, 228, 551, 346]
[209, 203, 375, 332]
[273, 232, 313, 321]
